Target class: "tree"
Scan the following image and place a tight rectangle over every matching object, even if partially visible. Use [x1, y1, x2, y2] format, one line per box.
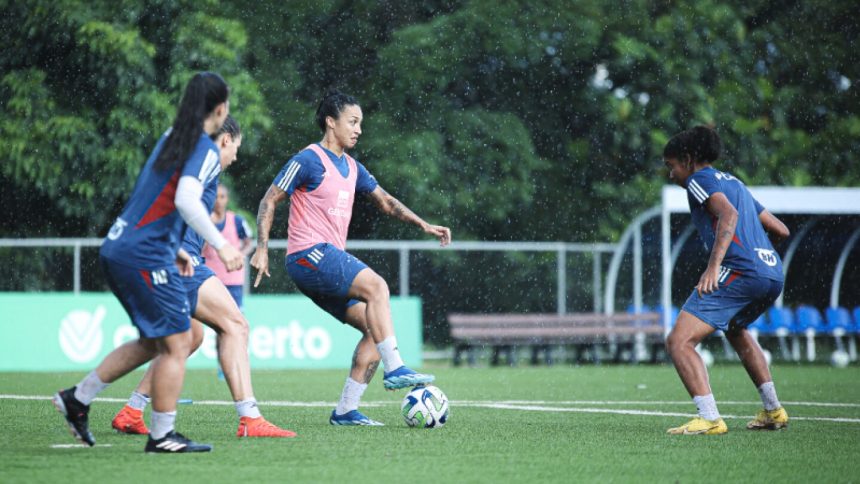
[0, 0, 270, 237]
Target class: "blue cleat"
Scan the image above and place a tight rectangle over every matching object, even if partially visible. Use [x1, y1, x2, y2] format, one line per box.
[382, 366, 435, 390]
[329, 409, 384, 426]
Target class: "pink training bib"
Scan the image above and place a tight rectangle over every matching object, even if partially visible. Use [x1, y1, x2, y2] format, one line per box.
[203, 211, 246, 286]
[287, 144, 357, 254]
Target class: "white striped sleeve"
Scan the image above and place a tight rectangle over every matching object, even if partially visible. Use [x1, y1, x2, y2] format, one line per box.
[275, 160, 301, 193]
[198, 149, 221, 184]
[687, 178, 711, 205]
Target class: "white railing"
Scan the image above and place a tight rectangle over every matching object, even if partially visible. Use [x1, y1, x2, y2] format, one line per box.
[0, 238, 617, 314]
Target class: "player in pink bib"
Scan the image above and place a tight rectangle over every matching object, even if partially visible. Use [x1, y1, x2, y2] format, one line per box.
[203, 185, 254, 309]
[251, 89, 452, 426]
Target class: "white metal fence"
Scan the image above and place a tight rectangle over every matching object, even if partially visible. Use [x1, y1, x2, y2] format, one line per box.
[0, 238, 618, 314]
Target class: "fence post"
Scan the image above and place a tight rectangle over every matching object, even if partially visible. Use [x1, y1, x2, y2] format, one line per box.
[557, 246, 566, 315]
[399, 246, 409, 296]
[593, 251, 602, 313]
[73, 241, 81, 295]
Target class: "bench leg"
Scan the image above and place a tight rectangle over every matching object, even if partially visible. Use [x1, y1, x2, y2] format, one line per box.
[491, 346, 501, 366]
[453, 344, 466, 367]
[592, 343, 602, 365]
[507, 345, 517, 367]
[467, 346, 477, 366]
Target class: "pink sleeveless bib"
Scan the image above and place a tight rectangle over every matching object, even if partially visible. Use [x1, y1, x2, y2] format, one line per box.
[287, 144, 357, 254]
[203, 211, 245, 285]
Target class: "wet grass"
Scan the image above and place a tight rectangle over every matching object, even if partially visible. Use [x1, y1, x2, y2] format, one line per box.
[0, 364, 857, 483]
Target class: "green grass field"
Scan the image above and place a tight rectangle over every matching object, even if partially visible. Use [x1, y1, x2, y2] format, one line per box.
[0, 364, 857, 483]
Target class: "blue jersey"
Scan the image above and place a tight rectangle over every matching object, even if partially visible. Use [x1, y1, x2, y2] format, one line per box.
[273, 143, 378, 195]
[686, 167, 783, 281]
[100, 132, 221, 268]
[180, 175, 219, 260]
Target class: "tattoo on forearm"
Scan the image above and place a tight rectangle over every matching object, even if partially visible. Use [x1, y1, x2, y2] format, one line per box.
[256, 186, 285, 248]
[363, 360, 380, 384]
[708, 216, 737, 269]
[385, 193, 422, 226]
[256, 200, 270, 247]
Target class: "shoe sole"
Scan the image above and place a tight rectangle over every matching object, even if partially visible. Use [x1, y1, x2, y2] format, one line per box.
[145, 446, 213, 453]
[113, 424, 149, 435]
[330, 419, 384, 426]
[237, 425, 297, 438]
[383, 376, 435, 390]
[52, 393, 93, 447]
[667, 426, 727, 435]
[747, 422, 788, 430]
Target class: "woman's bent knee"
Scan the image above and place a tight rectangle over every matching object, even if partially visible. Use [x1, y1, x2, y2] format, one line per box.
[366, 274, 389, 301]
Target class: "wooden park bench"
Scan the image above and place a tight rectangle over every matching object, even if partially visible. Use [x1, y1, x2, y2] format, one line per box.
[448, 312, 664, 366]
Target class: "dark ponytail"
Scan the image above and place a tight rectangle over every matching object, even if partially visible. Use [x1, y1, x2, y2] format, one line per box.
[315, 89, 359, 133]
[155, 72, 230, 171]
[663, 125, 722, 164]
[212, 115, 241, 141]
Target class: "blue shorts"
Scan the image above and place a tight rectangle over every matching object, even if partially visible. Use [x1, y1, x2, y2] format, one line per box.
[285, 243, 367, 322]
[182, 263, 216, 315]
[226, 285, 244, 310]
[682, 271, 783, 332]
[100, 256, 191, 338]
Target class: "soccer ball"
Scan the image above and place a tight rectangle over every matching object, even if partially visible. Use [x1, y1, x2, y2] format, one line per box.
[830, 350, 850, 368]
[401, 385, 449, 428]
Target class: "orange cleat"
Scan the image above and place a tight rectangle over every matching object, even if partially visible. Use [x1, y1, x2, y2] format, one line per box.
[236, 416, 297, 438]
[111, 405, 149, 435]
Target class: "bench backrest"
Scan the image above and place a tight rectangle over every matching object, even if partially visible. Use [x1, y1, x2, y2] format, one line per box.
[448, 312, 663, 344]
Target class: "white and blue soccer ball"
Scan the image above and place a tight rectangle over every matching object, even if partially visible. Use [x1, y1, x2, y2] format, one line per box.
[401, 385, 449, 428]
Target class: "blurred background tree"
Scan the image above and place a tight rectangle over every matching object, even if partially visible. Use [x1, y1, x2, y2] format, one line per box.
[2, 0, 857, 339]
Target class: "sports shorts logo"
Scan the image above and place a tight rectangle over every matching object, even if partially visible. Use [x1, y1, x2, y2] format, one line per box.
[59, 306, 106, 363]
[755, 248, 778, 267]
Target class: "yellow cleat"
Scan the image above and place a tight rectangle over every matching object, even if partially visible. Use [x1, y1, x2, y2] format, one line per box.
[667, 417, 728, 435]
[747, 407, 789, 430]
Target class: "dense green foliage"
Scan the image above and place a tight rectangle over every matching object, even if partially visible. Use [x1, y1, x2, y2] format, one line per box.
[2, 0, 858, 240]
[2, 1, 858, 335]
[0, 365, 858, 482]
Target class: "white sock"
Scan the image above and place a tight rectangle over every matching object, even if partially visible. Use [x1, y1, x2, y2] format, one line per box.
[73, 370, 109, 405]
[376, 336, 404, 371]
[127, 391, 150, 411]
[235, 398, 262, 419]
[335, 377, 368, 415]
[757, 382, 781, 411]
[692, 394, 720, 421]
[150, 410, 176, 440]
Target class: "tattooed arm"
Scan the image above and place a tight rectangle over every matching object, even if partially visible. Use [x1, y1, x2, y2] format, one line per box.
[250, 184, 288, 287]
[699, 192, 739, 296]
[367, 185, 452, 246]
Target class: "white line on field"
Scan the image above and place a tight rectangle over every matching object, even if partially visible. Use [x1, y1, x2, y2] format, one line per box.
[450, 400, 860, 408]
[475, 403, 860, 424]
[4, 394, 858, 423]
[3, 394, 858, 408]
[50, 443, 113, 449]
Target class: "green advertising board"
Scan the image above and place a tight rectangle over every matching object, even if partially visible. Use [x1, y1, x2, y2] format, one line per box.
[0, 293, 422, 371]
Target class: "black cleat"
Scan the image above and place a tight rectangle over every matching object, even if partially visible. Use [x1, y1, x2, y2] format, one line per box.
[145, 430, 212, 453]
[53, 387, 95, 447]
